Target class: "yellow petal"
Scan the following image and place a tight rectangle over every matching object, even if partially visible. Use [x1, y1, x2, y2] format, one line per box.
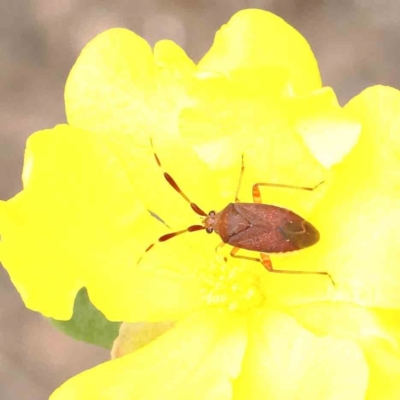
[111, 320, 175, 359]
[0, 200, 6, 257]
[362, 338, 400, 400]
[65, 29, 194, 145]
[286, 302, 400, 398]
[89, 235, 206, 322]
[198, 9, 321, 95]
[0, 125, 169, 319]
[287, 301, 400, 347]
[234, 308, 368, 400]
[51, 310, 247, 400]
[289, 86, 400, 309]
[291, 87, 362, 167]
[65, 28, 222, 232]
[180, 73, 326, 215]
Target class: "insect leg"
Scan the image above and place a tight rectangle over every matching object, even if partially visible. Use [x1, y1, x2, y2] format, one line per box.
[234, 155, 245, 203]
[137, 225, 205, 265]
[215, 242, 226, 253]
[252, 181, 324, 204]
[259, 253, 335, 286]
[229, 248, 335, 285]
[230, 247, 261, 263]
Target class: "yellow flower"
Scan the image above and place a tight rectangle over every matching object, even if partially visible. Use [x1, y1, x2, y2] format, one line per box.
[1, 8, 400, 399]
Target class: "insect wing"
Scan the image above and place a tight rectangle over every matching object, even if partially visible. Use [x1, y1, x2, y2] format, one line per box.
[229, 203, 318, 253]
[226, 224, 297, 253]
[279, 220, 320, 249]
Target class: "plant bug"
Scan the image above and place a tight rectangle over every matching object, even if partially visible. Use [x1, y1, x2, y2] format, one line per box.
[140, 139, 334, 285]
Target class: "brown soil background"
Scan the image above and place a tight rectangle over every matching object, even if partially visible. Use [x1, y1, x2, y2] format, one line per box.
[1, 0, 400, 398]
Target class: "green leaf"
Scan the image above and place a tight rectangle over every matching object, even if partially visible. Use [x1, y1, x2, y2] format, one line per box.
[50, 287, 121, 349]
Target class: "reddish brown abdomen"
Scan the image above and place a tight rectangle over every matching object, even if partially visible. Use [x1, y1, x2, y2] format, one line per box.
[214, 203, 319, 253]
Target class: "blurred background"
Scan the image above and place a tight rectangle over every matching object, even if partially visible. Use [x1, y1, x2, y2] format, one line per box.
[1, 0, 400, 398]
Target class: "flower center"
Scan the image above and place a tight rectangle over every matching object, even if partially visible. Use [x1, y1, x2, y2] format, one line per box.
[199, 254, 265, 313]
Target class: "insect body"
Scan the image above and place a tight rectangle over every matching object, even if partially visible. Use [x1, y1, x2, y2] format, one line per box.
[142, 140, 334, 284]
[204, 203, 319, 253]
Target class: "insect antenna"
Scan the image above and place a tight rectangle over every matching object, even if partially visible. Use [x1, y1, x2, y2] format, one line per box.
[138, 139, 209, 265]
[137, 225, 205, 265]
[150, 138, 207, 217]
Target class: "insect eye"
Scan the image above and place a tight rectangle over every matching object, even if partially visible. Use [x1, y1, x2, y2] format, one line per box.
[209, 211, 216, 216]
[206, 227, 213, 234]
